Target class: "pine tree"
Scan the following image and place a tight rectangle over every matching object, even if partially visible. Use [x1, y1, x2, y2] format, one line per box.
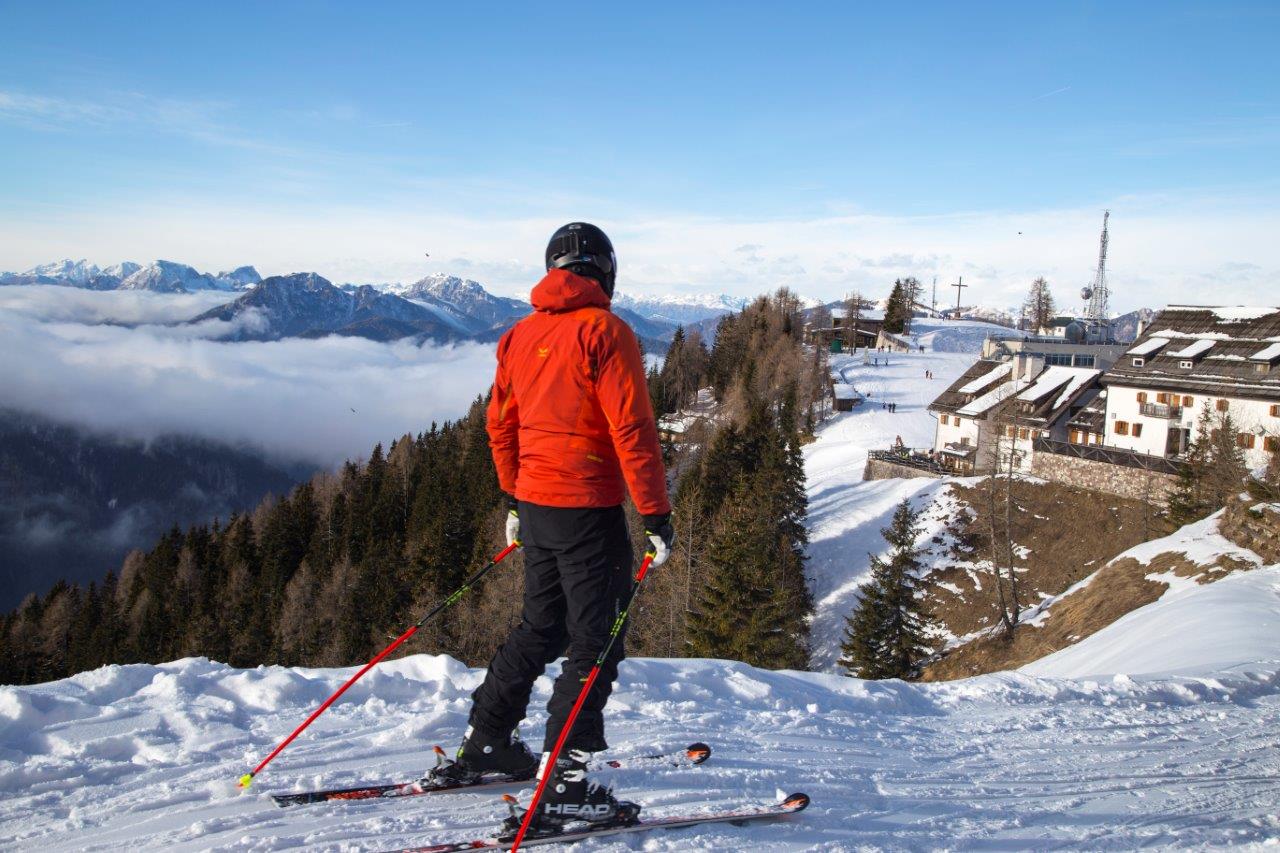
[1022, 277, 1056, 332]
[884, 280, 909, 334]
[839, 500, 933, 679]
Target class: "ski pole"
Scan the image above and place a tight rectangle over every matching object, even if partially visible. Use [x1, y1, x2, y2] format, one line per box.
[237, 540, 520, 790]
[509, 549, 655, 852]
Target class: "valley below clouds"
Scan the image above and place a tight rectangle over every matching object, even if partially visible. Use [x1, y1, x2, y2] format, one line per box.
[0, 285, 499, 467]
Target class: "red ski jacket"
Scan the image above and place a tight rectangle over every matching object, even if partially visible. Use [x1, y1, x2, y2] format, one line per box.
[486, 269, 671, 517]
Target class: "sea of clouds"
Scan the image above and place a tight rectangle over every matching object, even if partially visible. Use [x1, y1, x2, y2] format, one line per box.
[0, 285, 498, 467]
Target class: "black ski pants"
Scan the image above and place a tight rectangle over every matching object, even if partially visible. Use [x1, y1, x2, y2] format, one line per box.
[469, 502, 633, 754]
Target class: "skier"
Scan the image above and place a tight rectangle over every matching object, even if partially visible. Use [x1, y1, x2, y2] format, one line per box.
[429, 222, 675, 831]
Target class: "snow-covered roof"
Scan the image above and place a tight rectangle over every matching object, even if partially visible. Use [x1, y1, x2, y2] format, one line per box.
[832, 383, 858, 400]
[1168, 338, 1216, 359]
[1250, 341, 1280, 362]
[957, 361, 1013, 394]
[957, 378, 1027, 416]
[1017, 366, 1101, 409]
[1126, 337, 1171, 357]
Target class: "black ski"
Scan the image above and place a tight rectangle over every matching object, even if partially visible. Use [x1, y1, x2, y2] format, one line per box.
[269, 742, 710, 807]
[383, 792, 810, 852]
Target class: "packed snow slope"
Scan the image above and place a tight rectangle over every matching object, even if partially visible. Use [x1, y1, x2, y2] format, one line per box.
[804, 347, 973, 671]
[3, 649, 1279, 851]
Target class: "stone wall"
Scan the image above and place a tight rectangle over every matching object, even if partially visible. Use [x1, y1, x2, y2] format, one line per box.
[1030, 451, 1179, 503]
[1221, 497, 1280, 564]
[864, 457, 945, 482]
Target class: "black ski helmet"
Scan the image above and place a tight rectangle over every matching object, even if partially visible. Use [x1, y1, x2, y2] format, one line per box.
[545, 222, 616, 298]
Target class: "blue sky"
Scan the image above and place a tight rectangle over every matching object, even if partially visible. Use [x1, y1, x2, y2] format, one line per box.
[1, 1, 1277, 309]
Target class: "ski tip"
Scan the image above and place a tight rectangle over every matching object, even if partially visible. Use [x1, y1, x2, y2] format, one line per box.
[237, 773, 253, 790]
[781, 792, 810, 812]
[501, 793, 519, 804]
[434, 745, 447, 756]
[686, 742, 712, 765]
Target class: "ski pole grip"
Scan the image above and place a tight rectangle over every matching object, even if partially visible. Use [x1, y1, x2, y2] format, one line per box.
[634, 552, 655, 583]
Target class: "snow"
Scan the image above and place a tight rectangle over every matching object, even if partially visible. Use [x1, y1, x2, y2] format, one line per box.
[805, 348, 973, 671]
[3, 650, 1278, 850]
[957, 377, 1027, 416]
[1024, 566, 1280, 679]
[1207, 306, 1279, 322]
[1111, 510, 1263, 571]
[1125, 336, 1170, 356]
[1015, 365, 1098, 406]
[830, 383, 857, 401]
[1251, 341, 1280, 362]
[956, 360, 1012, 394]
[1167, 338, 1216, 359]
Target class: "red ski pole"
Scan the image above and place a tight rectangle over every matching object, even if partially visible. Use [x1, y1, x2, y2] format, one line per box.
[237, 541, 520, 790]
[508, 550, 655, 852]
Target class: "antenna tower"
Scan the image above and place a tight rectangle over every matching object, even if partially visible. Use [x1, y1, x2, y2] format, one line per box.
[1084, 211, 1110, 338]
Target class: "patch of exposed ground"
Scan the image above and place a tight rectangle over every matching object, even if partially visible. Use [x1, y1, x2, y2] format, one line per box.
[918, 479, 1172, 650]
[921, 549, 1258, 681]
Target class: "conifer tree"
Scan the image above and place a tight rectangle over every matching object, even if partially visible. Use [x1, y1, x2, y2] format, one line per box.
[884, 280, 909, 334]
[839, 500, 933, 679]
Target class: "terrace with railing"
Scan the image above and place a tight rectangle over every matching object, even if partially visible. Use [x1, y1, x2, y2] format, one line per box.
[1032, 437, 1183, 474]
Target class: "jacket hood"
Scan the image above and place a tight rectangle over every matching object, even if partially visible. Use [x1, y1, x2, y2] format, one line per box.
[530, 268, 611, 313]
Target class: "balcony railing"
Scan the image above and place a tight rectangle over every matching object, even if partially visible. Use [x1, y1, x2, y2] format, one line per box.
[1032, 437, 1183, 474]
[1139, 402, 1183, 419]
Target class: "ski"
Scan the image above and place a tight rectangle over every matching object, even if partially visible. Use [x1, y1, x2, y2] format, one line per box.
[382, 792, 810, 852]
[269, 742, 710, 808]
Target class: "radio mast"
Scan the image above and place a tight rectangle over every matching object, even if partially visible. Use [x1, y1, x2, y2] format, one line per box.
[1080, 210, 1111, 341]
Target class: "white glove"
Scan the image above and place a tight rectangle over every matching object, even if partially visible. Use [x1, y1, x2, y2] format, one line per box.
[643, 514, 674, 568]
[505, 509, 521, 548]
[647, 533, 670, 567]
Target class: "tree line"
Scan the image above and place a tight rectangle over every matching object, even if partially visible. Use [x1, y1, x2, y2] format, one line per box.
[1, 290, 824, 684]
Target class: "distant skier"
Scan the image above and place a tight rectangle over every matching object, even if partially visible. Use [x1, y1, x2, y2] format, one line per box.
[429, 222, 674, 830]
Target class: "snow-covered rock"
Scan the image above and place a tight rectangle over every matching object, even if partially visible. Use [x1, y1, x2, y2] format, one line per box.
[213, 265, 261, 289]
[119, 260, 228, 293]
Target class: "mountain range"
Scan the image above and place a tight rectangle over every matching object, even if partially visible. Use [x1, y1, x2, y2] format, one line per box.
[0, 259, 261, 293]
[4, 259, 762, 346]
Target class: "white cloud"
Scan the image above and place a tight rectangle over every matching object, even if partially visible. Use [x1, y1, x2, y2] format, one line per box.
[0, 295, 497, 468]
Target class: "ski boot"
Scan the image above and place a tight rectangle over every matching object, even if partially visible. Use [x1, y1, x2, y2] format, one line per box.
[424, 725, 538, 786]
[504, 750, 640, 833]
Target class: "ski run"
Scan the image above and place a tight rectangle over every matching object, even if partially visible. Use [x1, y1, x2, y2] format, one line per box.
[2, 341, 1278, 850]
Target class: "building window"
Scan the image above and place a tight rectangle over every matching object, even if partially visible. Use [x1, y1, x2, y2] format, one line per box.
[1019, 428, 1030, 440]
[1137, 392, 1148, 404]
[1006, 425, 1016, 437]
[1116, 421, 1130, 436]
[941, 414, 949, 425]
[1183, 396, 1194, 407]
[1132, 423, 1143, 438]
[1156, 392, 1170, 404]
[1237, 433, 1256, 450]
[1180, 360, 1194, 369]
[960, 437, 971, 447]
[1271, 404, 1279, 417]
[1132, 357, 1145, 367]
[1074, 355, 1095, 367]
[1265, 436, 1279, 453]
[1217, 399, 1230, 412]
[1046, 353, 1073, 366]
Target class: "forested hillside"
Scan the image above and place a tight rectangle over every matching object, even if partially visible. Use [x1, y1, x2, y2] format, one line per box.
[0, 409, 310, 609]
[0, 291, 825, 684]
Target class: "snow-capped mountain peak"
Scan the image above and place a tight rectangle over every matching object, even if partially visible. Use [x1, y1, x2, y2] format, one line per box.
[119, 260, 231, 294]
[23, 259, 101, 284]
